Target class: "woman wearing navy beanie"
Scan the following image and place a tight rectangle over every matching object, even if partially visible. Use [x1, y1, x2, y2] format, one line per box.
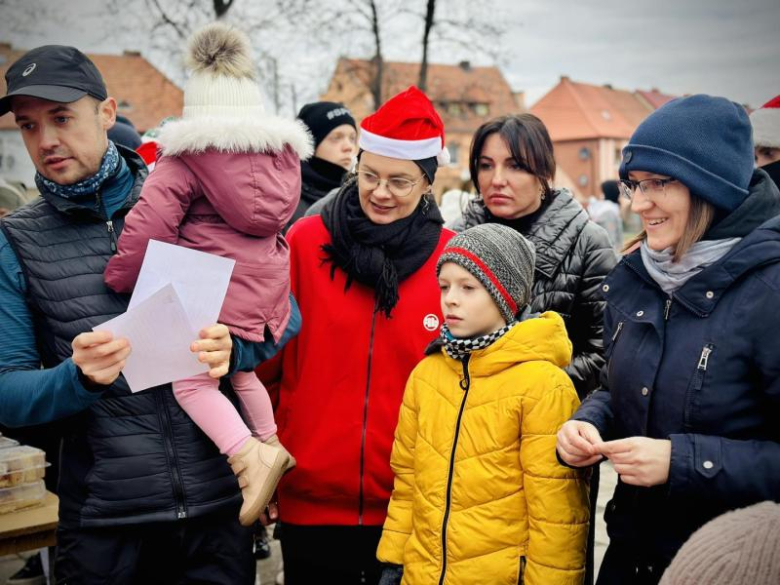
[557, 94, 780, 584]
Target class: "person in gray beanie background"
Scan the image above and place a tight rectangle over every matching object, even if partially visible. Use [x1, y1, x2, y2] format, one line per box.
[557, 94, 780, 585]
[377, 222, 590, 585]
[659, 501, 780, 585]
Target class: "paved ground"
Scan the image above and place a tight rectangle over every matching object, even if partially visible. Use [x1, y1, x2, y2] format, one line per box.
[1, 465, 618, 584]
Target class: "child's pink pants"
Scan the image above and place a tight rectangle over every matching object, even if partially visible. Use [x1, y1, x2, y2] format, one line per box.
[172, 370, 277, 457]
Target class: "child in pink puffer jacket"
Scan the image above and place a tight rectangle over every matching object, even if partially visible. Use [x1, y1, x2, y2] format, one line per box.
[105, 23, 312, 527]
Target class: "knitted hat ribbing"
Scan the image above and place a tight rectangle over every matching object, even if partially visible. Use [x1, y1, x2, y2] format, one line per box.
[660, 501, 780, 585]
[620, 94, 754, 212]
[437, 224, 536, 323]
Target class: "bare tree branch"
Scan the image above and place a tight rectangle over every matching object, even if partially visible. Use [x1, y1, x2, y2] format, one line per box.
[213, 0, 235, 18]
[418, 0, 436, 91]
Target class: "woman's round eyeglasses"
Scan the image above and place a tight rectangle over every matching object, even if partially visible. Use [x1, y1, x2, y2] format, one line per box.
[356, 169, 426, 198]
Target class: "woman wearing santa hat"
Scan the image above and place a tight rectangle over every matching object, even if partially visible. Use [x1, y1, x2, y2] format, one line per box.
[256, 87, 454, 584]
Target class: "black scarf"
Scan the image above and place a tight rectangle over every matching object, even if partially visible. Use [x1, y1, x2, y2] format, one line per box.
[321, 177, 444, 317]
[301, 157, 347, 205]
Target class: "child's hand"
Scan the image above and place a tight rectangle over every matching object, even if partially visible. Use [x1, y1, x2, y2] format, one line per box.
[258, 500, 279, 526]
[556, 420, 604, 467]
[191, 324, 232, 378]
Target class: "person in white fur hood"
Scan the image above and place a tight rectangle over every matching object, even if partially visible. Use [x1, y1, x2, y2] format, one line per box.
[105, 23, 312, 529]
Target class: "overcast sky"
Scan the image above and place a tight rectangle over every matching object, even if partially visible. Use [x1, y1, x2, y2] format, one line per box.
[1, 0, 777, 112]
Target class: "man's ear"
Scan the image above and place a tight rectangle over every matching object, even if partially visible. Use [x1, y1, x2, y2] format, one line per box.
[99, 97, 117, 132]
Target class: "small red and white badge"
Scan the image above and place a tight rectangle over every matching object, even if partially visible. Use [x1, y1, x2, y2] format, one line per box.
[423, 314, 440, 332]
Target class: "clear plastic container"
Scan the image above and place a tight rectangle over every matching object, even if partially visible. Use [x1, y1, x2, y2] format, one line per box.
[0, 446, 48, 488]
[0, 436, 20, 449]
[0, 480, 46, 514]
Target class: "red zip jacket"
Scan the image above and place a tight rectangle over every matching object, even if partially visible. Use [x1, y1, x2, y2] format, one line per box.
[257, 215, 454, 526]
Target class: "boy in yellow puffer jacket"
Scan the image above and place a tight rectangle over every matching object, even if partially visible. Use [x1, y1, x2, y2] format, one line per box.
[377, 224, 590, 585]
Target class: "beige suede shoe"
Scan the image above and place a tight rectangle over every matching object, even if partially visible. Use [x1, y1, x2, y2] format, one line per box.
[263, 434, 297, 472]
[228, 437, 289, 526]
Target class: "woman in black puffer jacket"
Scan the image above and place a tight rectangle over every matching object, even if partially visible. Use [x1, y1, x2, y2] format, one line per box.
[451, 114, 616, 399]
[451, 114, 616, 585]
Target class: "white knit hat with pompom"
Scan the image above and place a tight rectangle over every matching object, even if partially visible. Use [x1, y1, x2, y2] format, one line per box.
[182, 22, 264, 120]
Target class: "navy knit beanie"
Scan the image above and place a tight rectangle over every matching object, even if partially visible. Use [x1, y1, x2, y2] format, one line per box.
[620, 95, 754, 212]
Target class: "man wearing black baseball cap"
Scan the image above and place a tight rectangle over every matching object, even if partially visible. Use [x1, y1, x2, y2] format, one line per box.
[0, 45, 265, 584]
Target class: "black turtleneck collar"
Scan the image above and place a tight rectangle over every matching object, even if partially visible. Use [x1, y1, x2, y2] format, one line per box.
[301, 157, 348, 203]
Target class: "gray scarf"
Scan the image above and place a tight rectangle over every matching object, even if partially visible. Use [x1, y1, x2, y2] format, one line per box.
[640, 238, 742, 294]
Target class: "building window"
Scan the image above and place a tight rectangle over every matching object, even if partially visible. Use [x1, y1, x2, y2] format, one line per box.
[473, 103, 489, 116]
[448, 103, 463, 116]
[579, 147, 591, 161]
[579, 174, 589, 187]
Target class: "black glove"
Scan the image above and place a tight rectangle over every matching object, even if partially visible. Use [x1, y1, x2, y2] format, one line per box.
[378, 564, 404, 585]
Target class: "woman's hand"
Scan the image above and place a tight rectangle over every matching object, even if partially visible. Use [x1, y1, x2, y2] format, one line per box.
[598, 437, 672, 487]
[556, 420, 605, 467]
[191, 324, 232, 379]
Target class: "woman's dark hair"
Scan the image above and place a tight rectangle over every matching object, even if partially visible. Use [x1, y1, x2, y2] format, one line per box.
[469, 114, 556, 198]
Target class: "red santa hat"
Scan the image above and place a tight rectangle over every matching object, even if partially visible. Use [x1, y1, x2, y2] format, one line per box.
[136, 140, 160, 172]
[359, 86, 450, 165]
[750, 95, 780, 149]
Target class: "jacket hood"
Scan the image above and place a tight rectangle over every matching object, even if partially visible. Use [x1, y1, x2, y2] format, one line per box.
[705, 168, 780, 240]
[441, 311, 572, 377]
[157, 115, 313, 160]
[460, 189, 589, 278]
[177, 150, 300, 237]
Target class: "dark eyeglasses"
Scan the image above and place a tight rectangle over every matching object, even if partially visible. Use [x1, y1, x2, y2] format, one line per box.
[618, 178, 678, 200]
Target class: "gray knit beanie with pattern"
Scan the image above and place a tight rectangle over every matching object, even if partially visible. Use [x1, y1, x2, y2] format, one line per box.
[660, 501, 780, 585]
[437, 224, 536, 323]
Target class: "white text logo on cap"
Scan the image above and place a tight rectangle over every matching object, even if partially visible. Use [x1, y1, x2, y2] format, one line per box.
[22, 63, 36, 77]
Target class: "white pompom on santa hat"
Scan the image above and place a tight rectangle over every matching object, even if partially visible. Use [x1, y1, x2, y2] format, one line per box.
[359, 86, 450, 165]
[750, 95, 780, 149]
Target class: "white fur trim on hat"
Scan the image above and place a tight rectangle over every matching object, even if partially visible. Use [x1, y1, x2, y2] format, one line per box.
[751, 108, 780, 149]
[157, 116, 314, 159]
[359, 128, 444, 161]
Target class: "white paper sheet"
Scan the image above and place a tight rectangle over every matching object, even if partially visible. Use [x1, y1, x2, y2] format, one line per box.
[129, 240, 236, 332]
[95, 284, 207, 393]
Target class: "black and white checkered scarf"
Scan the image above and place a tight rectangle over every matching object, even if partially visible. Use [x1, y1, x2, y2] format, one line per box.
[439, 322, 515, 360]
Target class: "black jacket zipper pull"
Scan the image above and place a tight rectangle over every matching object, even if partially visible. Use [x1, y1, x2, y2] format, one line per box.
[106, 220, 117, 253]
[459, 356, 471, 391]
